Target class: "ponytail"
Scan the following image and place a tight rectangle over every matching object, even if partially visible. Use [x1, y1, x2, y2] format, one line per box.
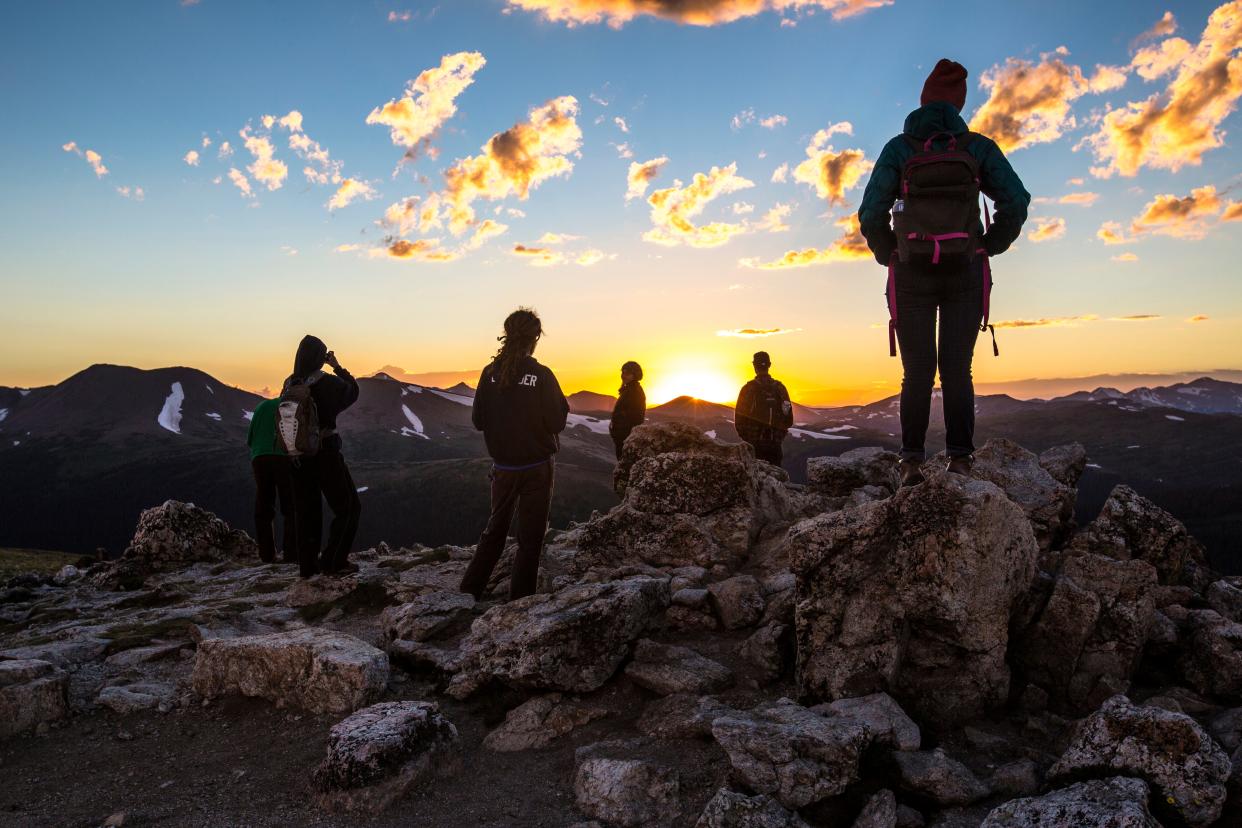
[492, 308, 543, 387]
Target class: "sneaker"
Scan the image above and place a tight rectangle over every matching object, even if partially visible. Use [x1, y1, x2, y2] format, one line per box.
[946, 455, 974, 476]
[899, 458, 925, 488]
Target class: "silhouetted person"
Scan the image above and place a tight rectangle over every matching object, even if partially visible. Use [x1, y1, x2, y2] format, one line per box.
[858, 58, 1029, 486]
[285, 335, 361, 577]
[735, 351, 793, 467]
[609, 360, 646, 459]
[246, 395, 296, 564]
[460, 308, 569, 601]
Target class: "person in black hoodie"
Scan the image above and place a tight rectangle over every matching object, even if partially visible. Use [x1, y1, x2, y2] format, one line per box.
[460, 308, 569, 601]
[609, 360, 646, 459]
[286, 335, 361, 578]
[735, 351, 793, 467]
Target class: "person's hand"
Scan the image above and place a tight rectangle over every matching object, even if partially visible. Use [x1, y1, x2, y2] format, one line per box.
[325, 350, 341, 371]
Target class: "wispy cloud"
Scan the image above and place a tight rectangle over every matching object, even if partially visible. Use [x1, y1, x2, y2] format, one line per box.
[759, 114, 788, 129]
[503, 0, 893, 28]
[614, 116, 629, 133]
[115, 185, 144, 201]
[1111, 252, 1140, 262]
[1058, 191, 1098, 206]
[792, 122, 870, 204]
[716, 327, 802, 338]
[62, 141, 109, 177]
[467, 219, 509, 249]
[994, 313, 1161, 329]
[366, 51, 487, 162]
[327, 178, 378, 210]
[1131, 10, 1178, 48]
[383, 194, 443, 236]
[240, 125, 287, 191]
[1085, 2, 1242, 177]
[183, 150, 200, 167]
[626, 156, 668, 201]
[227, 167, 254, 199]
[1188, 314, 1210, 322]
[1027, 216, 1067, 242]
[512, 243, 565, 266]
[387, 9, 413, 22]
[770, 162, 789, 183]
[643, 162, 755, 247]
[739, 214, 869, 269]
[379, 238, 458, 262]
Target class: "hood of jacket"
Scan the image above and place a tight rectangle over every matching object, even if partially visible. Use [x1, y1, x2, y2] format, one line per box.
[902, 101, 969, 139]
[293, 334, 327, 380]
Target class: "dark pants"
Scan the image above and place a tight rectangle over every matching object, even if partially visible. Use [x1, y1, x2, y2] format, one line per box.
[460, 460, 555, 601]
[291, 440, 361, 577]
[252, 455, 296, 563]
[747, 439, 783, 467]
[894, 259, 984, 460]
[611, 427, 632, 459]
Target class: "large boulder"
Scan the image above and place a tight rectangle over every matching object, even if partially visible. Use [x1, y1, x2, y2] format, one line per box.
[1038, 443, 1087, 489]
[575, 752, 680, 827]
[192, 628, 389, 714]
[1180, 609, 1242, 699]
[711, 698, 870, 809]
[790, 474, 1038, 728]
[312, 701, 461, 814]
[0, 659, 69, 738]
[694, 787, 811, 827]
[614, 421, 751, 497]
[445, 577, 670, 698]
[811, 692, 921, 752]
[1068, 484, 1209, 586]
[380, 591, 475, 643]
[1013, 552, 1158, 714]
[806, 447, 900, 497]
[94, 500, 257, 588]
[483, 693, 609, 752]
[980, 777, 1159, 827]
[892, 749, 990, 806]
[624, 639, 734, 696]
[708, 575, 766, 630]
[1049, 694, 1231, 828]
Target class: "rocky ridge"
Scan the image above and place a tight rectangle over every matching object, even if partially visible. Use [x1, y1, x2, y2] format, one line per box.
[1, 422, 1238, 827]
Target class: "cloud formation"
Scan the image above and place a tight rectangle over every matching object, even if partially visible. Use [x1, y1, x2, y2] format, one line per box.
[62, 142, 109, 177]
[1085, 2, 1242, 177]
[366, 51, 487, 161]
[1111, 252, 1140, 262]
[240, 126, 287, 191]
[467, 219, 509, 249]
[643, 162, 755, 247]
[626, 156, 668, 201]
[183, 150, 200, 166]
[441, 96, 582, 234]
[1028, 216, 1067, 242]
[1058, 191, 1099, 206]
[969, 48, 1126, 153]
[227, 168, 254, 199]
[382, 194, 443, 236]
[512, 243, 565, 266]
[716, 327, 802, 338]
[115, 185, 145, 201]
[327, 178, 378, 210]
[770, 162, 789, 183]
[1128, 184, 1223, 239]
[379, 238, 458, 262]
[1188, 314, 1210, 322]
[739, 214, 869, 269]
[504, 0, 893, 28]
[792, 123, 870, 204]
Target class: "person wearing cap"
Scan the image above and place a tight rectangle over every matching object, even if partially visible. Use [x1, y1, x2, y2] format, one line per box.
[857, 59, 1030, 487]
[609, 360, 646, 459]
[734, 351, 793, 467]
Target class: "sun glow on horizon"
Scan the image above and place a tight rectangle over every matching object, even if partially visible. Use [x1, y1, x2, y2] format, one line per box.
[646, 356, 745, 405]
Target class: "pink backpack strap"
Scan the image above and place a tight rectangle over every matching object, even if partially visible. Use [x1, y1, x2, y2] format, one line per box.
[887, 252, 899, 357]
[979, 201, 998, 356]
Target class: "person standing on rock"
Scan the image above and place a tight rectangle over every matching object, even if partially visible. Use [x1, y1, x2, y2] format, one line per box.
[246, 394, 296, 564]
[609, 360, 646, 459]
[460, 308, 569, 602]
[734, 351, 793, 468]
[284, 335, 361, 578]
[857, 58, 1029, 487]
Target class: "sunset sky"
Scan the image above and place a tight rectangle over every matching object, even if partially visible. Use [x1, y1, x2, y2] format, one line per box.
[2, 0, 1240, 404]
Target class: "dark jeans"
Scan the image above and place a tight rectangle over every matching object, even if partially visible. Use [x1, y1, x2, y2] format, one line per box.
[746, 439, 784, 467]
[611, 427, 633, 459]
[894, 259, 984, 460]
[252, 455, 296, 563]
[460, 460, 555, 601]
[291, 440, 361, 577]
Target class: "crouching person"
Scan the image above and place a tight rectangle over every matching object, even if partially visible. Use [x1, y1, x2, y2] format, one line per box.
[460, 308, 569, 601]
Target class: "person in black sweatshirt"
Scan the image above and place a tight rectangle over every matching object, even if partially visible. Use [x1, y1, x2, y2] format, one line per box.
[609, 360, 646, 459]
[460, 308, 569, 601]
[286, 334, 361, 578]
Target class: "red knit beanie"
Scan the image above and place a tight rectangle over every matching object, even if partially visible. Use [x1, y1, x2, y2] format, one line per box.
[921, 59, 968, 111]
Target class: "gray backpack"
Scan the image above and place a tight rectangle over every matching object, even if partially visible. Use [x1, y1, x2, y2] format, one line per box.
[276, 371, 322, 456]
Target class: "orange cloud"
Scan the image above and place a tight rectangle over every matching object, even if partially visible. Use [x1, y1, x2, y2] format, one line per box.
[643, 162, 755, 247]
[327, 178, 378, 211]
[504, 0, 893, 28]
[1086, 2, 1242, 177]
[467, 219, 509, 249]
[442, 95, 582, 234]
[626, 156, 668, 201]
[1132, 10, 1178, 48]
[1222, 201, 1242, 221]
[1027, 216, 1067, 242]
[969, 49, 1123, 153]
[379, 238, 457, 262]
[1111, 252, 1140, 262]
[575, 248, 607, 266]
[755, 203, 792, 233]
[792, 122, 870, 204]
[740, 214, 869, 269]
[512, 243, 566, 266]
[1097, 220, 1132, 245]
[382, 194, 443, 236]
[366, 52, 487, 161]
[240, 126, 287, 191]
[288, 131, 342, 185]
[716, 327, 802, 338]
[1129, 185, 1222, 239]
[994, 314, 1100, 329]
[1058, 191, 1099, 206]
[1188, 314, 1210, 322]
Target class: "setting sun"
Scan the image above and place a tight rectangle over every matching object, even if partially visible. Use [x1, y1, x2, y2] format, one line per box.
[647, 356, 745, 405]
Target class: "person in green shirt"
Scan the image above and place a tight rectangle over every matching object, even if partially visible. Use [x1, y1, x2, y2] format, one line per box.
[247, 397, 296, 564]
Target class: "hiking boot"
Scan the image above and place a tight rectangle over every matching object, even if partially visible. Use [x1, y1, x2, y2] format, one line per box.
[899, 458, 925, 488]
[946, 455, 974, 476]
[326, 561, 360, 576]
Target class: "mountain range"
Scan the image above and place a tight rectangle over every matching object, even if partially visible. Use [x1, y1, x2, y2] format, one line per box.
[2, 365, 1240, 571]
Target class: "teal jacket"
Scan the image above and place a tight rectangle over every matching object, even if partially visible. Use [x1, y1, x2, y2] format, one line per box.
[247, 398, 285, 460]
[857, 102, 1031, 266]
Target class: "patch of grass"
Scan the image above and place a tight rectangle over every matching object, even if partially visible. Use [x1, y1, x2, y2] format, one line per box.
[0, 547, 87, 581]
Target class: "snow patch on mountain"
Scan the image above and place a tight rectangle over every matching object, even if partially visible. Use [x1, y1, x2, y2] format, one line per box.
[1166, 415, 1185, 422]
[429, 388, 472, 407]
[0, 408, 7, 424]
[789, 428, 849, 441]
[205, 412, 221, 421]
[401, 405, 428, 439]
[821, 424, 857, 433]
[567, 414, 609, 434]
[705, 429, 717, 439]
[158, 382, 185, 434]
[243, 410, 254, 421]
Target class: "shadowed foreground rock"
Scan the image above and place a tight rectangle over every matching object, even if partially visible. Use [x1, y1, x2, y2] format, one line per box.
[192, 627, 389, 714]
[445, 577, 670, 698]
[312, 701, 461, 814]
[1049, 695, 1231, 827]
[980, 777, 1160, 827]
[0, 658, 69, 737]
[575, 752, 680, 827]
[790, 474, 1038, 728]
[483, 693, 609, 752]
[694, 787, 810, 827]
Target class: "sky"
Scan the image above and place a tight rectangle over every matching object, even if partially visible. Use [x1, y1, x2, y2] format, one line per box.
[1, 0, 1240, 405]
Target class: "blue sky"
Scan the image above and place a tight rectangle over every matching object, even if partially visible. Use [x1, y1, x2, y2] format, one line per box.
[1, 0, 1239, 403]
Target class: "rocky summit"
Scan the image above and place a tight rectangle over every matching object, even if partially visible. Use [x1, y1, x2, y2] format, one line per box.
[1, 422, 1239, 826]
